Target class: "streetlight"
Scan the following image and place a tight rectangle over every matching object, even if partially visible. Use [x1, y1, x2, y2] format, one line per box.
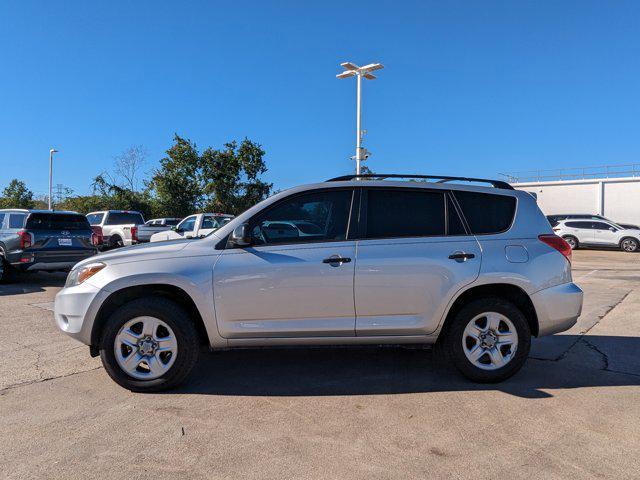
[48, 148, 58, 210]
[336, 61, 384, 175]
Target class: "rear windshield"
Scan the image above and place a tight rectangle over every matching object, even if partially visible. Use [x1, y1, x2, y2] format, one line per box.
[26, 213, 90, 231]
[105, 212, 144, 225]
[86, 213, 104, 225]
[454, 191, 517, 234]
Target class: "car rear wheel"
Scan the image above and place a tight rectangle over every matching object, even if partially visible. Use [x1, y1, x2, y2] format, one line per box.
[109, 235, 124, 249]
[99, 297, 200, 392]
[444, 297, 531, 383]
[0, 252, 15, 284]
[620, 237, 639, 253]
[562, 235, 579, 250]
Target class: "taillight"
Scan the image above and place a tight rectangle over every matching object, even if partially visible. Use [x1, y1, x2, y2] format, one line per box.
[91, 226, 103, 246]
[18, 230, 32, 249]
[539, 234, 572, 263]
[131, 226, 138, 242]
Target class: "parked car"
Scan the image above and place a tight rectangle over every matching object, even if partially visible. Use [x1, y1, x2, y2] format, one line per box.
[0, 209, 99, 282]
[149, 213, 233, 242]
[86, 210, 145, 249]
[136, 218, 182, 243]
[55, 174, 583, 392]
[547, 214, 639, 230]
[552, 219, 640, 252]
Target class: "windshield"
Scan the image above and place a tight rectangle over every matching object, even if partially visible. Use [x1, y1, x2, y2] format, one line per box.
[26, 213, 90, 230]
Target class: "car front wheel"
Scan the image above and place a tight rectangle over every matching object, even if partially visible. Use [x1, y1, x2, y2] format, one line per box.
[99, 297, 200, 392]
[562, 235, 579, 250]
[444, 297, 531, 383]
[620, 237, 639, 253]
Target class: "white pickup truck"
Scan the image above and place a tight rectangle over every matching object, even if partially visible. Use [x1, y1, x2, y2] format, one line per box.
[86, 210, 145, 249]
[150, 213, 234, 242]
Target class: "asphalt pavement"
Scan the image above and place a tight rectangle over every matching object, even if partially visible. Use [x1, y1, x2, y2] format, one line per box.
[1, 249, 639, 479]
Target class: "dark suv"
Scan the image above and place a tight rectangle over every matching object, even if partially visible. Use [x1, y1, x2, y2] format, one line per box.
[0, 209, 99, 282]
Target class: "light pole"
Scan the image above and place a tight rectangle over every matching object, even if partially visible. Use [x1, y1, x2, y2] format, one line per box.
[336, 62, 384, 175]
[48, 148, 58, 210]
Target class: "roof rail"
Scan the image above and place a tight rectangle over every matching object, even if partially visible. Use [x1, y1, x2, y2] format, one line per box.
[326, 174, 514, 190]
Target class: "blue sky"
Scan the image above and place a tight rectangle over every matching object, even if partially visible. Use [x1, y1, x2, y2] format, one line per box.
[1, 1, 639, 196]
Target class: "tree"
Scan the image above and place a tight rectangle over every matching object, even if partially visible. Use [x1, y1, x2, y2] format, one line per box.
[148, 135, 203, 217]
[200, 138, 273, 214]
[0, 179, 35, 209]
[114, 145, 148, 191]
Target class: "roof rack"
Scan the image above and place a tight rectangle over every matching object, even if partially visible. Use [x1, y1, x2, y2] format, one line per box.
[326, 174, 514, 190]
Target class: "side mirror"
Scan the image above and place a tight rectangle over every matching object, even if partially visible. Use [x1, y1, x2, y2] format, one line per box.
[230, 223, 252, 247]
[609, 227, 616, 232]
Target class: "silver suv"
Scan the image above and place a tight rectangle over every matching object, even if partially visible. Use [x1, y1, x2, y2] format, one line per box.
[54, 174, 583, 392]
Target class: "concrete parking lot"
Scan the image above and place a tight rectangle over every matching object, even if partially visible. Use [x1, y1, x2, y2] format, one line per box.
[1, 249, 640, 479]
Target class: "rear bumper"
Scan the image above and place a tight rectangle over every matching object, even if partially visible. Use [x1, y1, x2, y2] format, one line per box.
[9, 249, 97, 272]
[531, 282, 584, 336]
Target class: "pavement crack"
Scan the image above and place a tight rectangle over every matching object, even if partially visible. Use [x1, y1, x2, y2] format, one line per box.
[579, 338, 609, 370]
[0, 366, 103, 394]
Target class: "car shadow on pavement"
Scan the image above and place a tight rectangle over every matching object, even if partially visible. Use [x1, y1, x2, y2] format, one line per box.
[0, 272, 67, 296]
[171, 335, 640, 400]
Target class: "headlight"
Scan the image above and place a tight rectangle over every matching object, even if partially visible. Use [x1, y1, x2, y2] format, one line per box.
[65, 262, 106, 287]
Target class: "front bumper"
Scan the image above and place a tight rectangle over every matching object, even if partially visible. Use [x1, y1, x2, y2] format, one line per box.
[531, 282, 584, 336]
[54, 281, 108, 345]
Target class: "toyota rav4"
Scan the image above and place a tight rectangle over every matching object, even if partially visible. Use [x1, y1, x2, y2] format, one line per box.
[54, 174, 583, 392]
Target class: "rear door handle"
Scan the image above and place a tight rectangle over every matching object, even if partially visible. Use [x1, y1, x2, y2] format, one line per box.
[322, 256, 351, 264]
[448, 252, 475, 260]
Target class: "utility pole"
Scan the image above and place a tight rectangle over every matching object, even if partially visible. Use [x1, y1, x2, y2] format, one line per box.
[48, 148, 58, 210]
[336, 62, 384, 175]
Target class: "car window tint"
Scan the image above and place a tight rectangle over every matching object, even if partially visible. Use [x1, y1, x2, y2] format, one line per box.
[0, 213, 5, 228]
[565, 221, 585, 228]
[8, 213, 26, 229]
[179, 216, 197, 231]
[365, 189, 445, 239]
[26, 213, 90, 230]
[592, 222, 612, 230]
[105, 212, 144, 225]
[447, 195, 467, 235]
[251, 189, 353, 245]
[86, 213, 104, 225]
[166, 219, 180, 226]
[453, 191, 516, 234]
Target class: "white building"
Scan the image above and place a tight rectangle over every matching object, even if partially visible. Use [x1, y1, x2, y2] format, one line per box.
[503, 165, 640, 225]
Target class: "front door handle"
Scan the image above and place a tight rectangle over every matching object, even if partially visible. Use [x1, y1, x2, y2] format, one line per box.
[448, 252, 475, 261]
[322, 256, 352, 265]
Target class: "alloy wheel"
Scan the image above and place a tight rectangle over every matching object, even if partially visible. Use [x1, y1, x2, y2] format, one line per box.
[114, 316, 178, 380]
[622, 239, 638, 252]
[462, 312, 518, 370]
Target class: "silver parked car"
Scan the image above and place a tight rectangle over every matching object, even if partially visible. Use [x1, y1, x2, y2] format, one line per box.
[54, 174, 583, 392]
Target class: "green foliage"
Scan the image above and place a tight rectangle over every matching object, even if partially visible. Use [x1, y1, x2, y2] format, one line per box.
[200, 138, 273, 215]
[0, 179, 35, 209]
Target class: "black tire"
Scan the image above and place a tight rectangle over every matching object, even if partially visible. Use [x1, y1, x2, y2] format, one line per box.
[109, 235, 124, 249]
[0, 251, 15, 284]
[443, 297, 531, 383]
[99, 297, 200, 392]
[562, 235, 579, 250]
[620, 237, 639, 253]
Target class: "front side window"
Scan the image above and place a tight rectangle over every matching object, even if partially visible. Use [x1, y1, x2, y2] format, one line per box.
[365, 189, 445, 239]
[251, 189, 353, 245]
[454, 191, 516, 235]
[8, 213, 26, 229]
[593, 222, 614, 230]
[178, 216, 197, 232]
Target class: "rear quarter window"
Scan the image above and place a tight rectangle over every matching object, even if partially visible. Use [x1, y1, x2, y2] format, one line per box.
[453, 191, 516, 235]
[8, 213, 26, 229]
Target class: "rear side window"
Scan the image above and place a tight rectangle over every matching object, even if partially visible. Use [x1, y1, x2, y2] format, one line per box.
[0, 213, 5, 228]
[86, 213, 104, 225]
[105, 212, 144, 225]
[8, 213, 26, 229]
[165, 219, 180, 226]
[365, 189, 445, 238]
[454, 191, 516, 235]
[566, 221, 592, 229]
[26, 213, 90, 230]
